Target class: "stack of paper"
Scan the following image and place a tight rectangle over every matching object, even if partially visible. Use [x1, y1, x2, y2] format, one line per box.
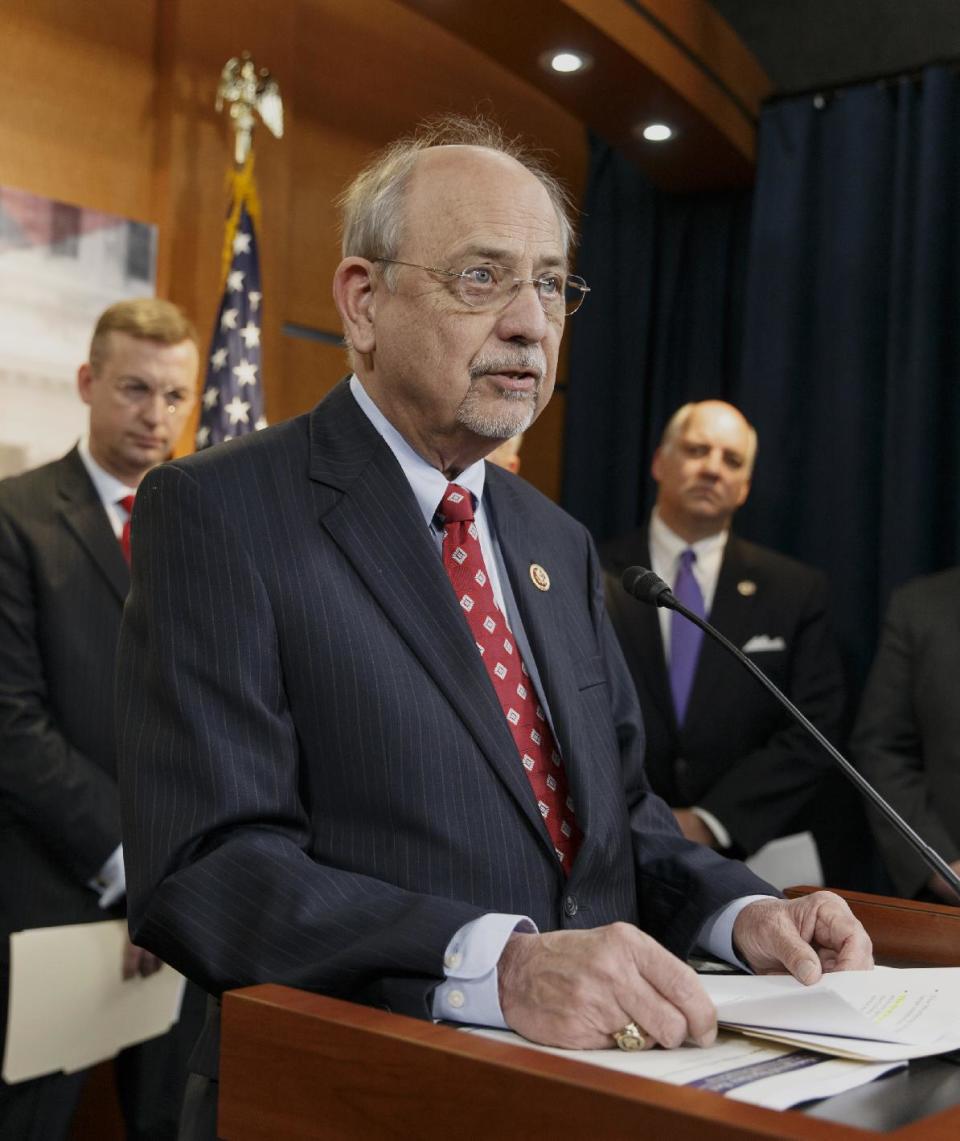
[464, 965, 960, 1110]
[465, 1028, 904, 1110]
[703, 966, 960, 1061]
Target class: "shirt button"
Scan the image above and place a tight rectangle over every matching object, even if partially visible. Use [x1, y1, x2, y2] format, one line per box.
[444, 951, 463, 971]
[564, 895, 578, 918]
[447, 989, 465, 1009]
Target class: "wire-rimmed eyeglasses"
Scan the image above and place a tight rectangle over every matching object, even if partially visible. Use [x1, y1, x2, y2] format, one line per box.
[373, 258, 590, 317]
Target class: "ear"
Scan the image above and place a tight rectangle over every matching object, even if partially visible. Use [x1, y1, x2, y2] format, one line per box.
[735, 478, 751, 508]
[333, 258, 378, 355]
[650, 446, 664, 482]
[77, 363, 95, 406]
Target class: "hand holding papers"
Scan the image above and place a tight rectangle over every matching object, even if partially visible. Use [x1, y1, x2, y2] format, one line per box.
[466, 966, 960, 1111]
[3, 920, 185, 1084]
[733, 891, 875, 984]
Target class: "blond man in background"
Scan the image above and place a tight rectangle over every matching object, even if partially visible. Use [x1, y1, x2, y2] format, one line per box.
[0, 299, 205, 1139]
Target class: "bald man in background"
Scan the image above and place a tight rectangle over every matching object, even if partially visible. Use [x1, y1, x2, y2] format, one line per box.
[603, 401, 847, 866]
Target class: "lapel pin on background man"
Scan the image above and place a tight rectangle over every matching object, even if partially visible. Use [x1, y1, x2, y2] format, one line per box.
[603, 401, 849, 870]
[0, 299, 207, 1140]
[115, 118, 872, 1141]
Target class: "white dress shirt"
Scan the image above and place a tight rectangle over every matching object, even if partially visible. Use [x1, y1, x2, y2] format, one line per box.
[648, 509, 733, 849]
[648, 508, 728, 659]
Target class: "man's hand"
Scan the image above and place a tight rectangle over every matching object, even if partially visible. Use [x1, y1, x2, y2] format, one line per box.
[673, 808, 717, 848]
[122, 939, 164, 980]
[497, 923, 717, 1050]
[733, 892, 873, 984]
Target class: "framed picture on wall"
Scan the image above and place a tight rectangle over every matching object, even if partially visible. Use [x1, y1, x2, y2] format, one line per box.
[0, 186, 157, 477]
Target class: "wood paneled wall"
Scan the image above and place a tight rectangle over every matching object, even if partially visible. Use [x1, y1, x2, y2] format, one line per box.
[2, 0, 587, 499]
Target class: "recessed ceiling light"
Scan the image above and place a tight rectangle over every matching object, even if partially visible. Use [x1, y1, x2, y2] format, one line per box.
[641, 123, 674, 142]
[540, 50, 592, 75]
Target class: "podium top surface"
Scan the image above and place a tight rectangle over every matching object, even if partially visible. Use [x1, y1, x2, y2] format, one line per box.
[219, 889, 960, 1140]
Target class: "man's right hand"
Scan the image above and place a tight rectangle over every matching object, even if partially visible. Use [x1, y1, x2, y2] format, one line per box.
[122, 938, 164, 980]
[497, 923, 717, 1050]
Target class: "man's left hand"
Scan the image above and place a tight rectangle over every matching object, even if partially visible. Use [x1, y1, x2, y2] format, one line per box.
[733, 891, 873, 984]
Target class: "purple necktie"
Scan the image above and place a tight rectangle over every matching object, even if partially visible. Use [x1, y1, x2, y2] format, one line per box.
[669, 548, 705, 724]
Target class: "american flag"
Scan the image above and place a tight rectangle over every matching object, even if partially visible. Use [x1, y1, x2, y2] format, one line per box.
[196, 160, 267, 449]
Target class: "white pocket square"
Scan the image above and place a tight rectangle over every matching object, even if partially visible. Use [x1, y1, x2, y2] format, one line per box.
[742, 634, 786, 653]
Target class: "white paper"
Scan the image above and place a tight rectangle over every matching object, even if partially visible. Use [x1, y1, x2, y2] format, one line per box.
[701, 966, 960, 1060]
[732, 1024, 960, 1063]
[464, 1028, 902, 1110]
[3, 920, 185, 1083]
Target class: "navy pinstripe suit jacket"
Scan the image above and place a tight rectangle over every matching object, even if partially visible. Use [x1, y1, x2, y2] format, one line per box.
[117, 380, 770, 1018]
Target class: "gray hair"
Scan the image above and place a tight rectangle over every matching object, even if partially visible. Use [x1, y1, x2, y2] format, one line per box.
[337, 114, 577, 279]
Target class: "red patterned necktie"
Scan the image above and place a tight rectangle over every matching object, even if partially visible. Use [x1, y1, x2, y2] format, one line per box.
[118, 494, 136, 564]
[438, 483, 581, 872]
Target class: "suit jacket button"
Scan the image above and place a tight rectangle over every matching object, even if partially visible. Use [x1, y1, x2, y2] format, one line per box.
[563, 895, 578, 918]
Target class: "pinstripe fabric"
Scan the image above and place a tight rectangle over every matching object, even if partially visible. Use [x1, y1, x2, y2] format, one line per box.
[117, 379, 772, 1018]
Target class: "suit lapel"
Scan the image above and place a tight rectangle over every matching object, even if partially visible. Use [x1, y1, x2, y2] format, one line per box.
[705, 536, 755, 648]
[686, 535, 753, 722]
[308, 383, 556, 855]
[56, 448, 129, 603]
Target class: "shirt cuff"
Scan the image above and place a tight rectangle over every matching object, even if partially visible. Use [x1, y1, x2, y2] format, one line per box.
[695, 895, 772, 969]
[87, 844, 126, 909]
[432, 913, 537, 1027]
[690, 806, 732, 850]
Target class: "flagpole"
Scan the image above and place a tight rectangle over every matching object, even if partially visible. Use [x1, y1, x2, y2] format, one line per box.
[195, 54, 282, 451]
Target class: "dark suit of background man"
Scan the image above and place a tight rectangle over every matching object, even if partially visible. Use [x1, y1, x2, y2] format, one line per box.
[116, 116, 872, 1139]
[0, 299, 206, 1139]
[852, 568, 960, 903]
[604, 401, 848, 869]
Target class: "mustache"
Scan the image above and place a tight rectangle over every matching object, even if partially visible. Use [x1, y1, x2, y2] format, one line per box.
[469, 349, 547, 382]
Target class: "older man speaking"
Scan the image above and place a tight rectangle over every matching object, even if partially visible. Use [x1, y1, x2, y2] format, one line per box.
[117, 118, 871, 1136]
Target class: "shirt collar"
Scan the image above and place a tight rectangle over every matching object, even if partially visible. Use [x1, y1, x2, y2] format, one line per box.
[77, 436, 137, 510]
[349, 374, 487, 526]
[650, 507, 729, 563]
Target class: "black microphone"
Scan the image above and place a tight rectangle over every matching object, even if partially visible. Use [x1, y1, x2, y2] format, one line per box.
[621, 565, 960, 903]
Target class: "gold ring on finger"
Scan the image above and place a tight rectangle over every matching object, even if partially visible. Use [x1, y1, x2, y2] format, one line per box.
[612, 1021, 646, 1051]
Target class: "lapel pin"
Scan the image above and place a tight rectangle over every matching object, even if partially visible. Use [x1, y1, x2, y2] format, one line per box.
[737, 579, 757, 597]
[529, 563, 551, 592]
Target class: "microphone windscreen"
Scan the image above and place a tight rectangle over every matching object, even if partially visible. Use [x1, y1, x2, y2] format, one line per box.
[621, 566, 672, 607]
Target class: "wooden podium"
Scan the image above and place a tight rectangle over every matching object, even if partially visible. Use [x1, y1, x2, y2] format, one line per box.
[218, 890, 960, 1140]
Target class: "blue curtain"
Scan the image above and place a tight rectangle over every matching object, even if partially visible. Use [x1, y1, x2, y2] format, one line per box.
[562, 133, 751, 541]
[737, 65, 960, 686]
[565, 66, 960, 688]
